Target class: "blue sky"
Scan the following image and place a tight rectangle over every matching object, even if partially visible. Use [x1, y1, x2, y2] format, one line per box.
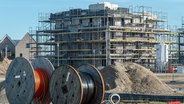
[0, 0, 183, 40]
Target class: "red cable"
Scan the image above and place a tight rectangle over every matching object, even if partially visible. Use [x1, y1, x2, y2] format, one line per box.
[33, 68, 50, 103]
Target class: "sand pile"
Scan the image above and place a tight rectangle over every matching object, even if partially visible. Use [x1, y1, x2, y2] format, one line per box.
[0, 58, 11, 75]
[0, 89, 8, 103]
[101, 62, 175, 95]
[0, 81, 8, 103]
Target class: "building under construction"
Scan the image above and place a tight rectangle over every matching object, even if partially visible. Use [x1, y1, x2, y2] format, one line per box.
[178, 17, 184, 64]
[30, 2, 178, 70]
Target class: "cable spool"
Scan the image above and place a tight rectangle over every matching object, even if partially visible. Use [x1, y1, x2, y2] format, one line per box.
[5, 57, 54, 104]
[49, 64, 105, 104]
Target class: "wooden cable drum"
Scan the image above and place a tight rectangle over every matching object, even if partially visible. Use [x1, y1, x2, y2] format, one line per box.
[5, 57, 54, 104]
[49, 64, 105, 104]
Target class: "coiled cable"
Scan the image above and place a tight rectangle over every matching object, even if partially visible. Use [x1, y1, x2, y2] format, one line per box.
[108, 93, 120, 104]
[33, 68, 50, 103]
[78, 72, 96, 103]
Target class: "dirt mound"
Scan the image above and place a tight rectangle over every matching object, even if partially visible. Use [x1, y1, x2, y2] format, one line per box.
[0, 58, 11, 75]
[0, 89, 8, 103]
[101, 62, 175, 95]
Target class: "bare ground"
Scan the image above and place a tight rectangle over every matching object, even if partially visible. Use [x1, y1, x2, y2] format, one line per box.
[0, 58, 11, 75]
[101, 62, 184, 95]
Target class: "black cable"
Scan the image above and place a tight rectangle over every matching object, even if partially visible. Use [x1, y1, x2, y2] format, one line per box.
[79, 72, 95, 104]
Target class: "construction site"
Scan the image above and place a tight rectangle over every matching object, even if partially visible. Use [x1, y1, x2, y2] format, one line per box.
[28, 2, 181, 72]
[1, 2, 184, 104]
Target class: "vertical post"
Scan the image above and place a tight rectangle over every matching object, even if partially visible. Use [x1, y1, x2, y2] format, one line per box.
[5, 44, 8, 58]
[105, 11, 111, 66]
[93, 49, 95, 66]
[57, 42, 60, 67]
[36, 31, 39, 58]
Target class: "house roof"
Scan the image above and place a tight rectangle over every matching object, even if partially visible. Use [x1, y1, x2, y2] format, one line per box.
[23, 32, 36, 42]
[0, 33, 35, 47]
[16, 32, 36, 47]
[0, 34, 16, 46]
[13, 40, 20, 46]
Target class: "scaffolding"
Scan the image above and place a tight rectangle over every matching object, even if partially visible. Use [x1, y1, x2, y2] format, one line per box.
[178, 17, 184, 64]
[30, 3, 178, 70]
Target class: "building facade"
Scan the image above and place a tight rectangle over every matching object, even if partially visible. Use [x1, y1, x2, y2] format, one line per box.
[0, 35, 16, 60]
[16, 33, 36, 61]
[32, 2, 177, 69]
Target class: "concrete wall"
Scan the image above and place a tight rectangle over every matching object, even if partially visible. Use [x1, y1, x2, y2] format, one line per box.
[93, 18, 101, 26]
[82, 18, 89, 27]
[89, 2, 118, 11]
[114, 18, 121, 26]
